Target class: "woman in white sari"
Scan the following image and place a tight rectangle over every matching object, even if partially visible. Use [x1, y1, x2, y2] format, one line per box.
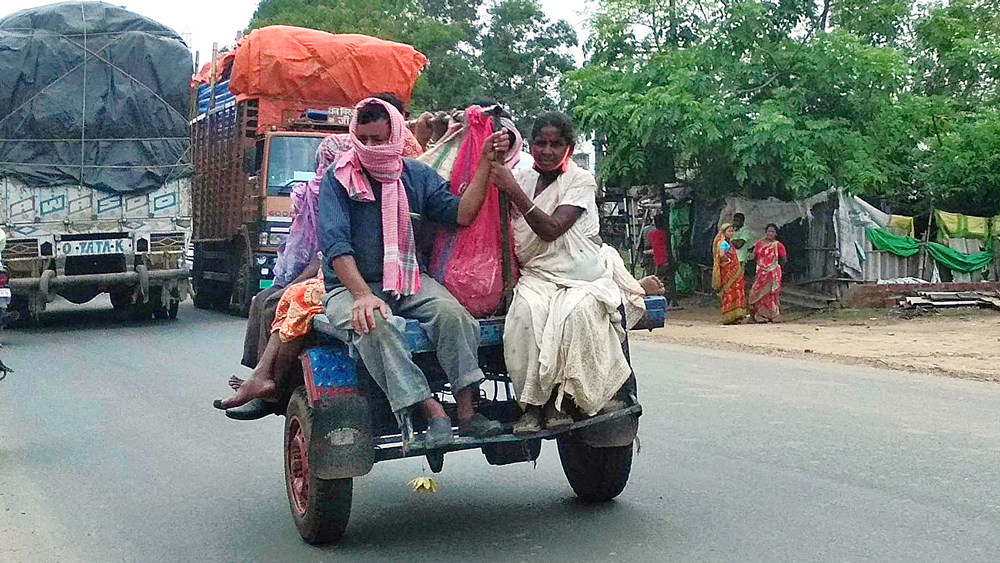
[491, 112, 645, 435]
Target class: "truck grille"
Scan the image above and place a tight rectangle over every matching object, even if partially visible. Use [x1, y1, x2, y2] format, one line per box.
[150, 232, 186, 252]
[6, 239, 38, 259]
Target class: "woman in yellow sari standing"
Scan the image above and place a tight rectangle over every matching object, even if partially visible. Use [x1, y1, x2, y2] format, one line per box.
[712, 223, 746, 324]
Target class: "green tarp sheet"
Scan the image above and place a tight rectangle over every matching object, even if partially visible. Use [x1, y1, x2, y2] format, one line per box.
[866, 228, 920, 257]
[866, 228, 994, 273]
[674, 262, 697, 296]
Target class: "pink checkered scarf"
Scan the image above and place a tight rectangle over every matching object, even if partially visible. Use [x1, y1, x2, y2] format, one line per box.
[334, 98, 420, 297]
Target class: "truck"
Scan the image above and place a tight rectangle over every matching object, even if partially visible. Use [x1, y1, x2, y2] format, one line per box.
[189, 27, 427, 315]
[0, 2, 193, 322]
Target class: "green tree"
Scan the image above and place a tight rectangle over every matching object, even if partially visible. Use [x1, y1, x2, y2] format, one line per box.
[568, 0, 1000, 216]
[828, 0, 912, 46]
[477, 0, 578, 133]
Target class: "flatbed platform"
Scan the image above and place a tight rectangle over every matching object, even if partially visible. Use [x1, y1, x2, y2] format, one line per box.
[311, 295, 667, 353]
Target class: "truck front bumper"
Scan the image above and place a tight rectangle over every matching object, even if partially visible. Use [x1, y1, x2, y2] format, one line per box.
[11, 267, 190, 302]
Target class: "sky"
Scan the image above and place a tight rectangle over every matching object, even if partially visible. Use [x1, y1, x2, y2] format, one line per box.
[2, 0, 592, 67]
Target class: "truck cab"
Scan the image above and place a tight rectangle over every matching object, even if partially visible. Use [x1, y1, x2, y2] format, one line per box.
[190, 101, 348, 314]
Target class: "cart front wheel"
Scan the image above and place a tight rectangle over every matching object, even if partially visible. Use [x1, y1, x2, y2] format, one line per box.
[556, 437, 633, 502]
[284, 387, 353, 544]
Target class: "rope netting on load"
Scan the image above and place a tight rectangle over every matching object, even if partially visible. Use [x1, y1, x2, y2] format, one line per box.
[0, 1, 193, 193]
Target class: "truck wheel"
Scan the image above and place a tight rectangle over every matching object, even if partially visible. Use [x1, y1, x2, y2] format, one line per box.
[192, 276, 226, 310]
[231, 259, 253, 318]
[191, 275, 214, 310]
[129, 298, 154, 321]
[7, 297, 32, 327]
[285, 386, 353, 545]
[556, 437, 633, 503]
[110, 290, 130, 311]
[168, 299, 179, 319]
[110, 289, 151, 321]
[150, 287, 169, 320]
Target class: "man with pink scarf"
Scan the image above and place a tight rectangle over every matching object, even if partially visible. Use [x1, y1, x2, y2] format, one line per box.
[318, 98, 508, 445]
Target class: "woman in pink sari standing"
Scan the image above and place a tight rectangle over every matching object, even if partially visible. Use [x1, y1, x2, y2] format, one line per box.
[748, 223, 787, 323]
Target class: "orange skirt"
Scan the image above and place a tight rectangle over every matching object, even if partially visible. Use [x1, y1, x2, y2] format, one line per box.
[270, 275, 325, 342]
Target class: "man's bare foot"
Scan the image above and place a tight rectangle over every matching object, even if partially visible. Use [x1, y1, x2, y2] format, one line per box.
[639, 275, 665, 296]
[215, 376, 276, 410]
[228, 375, 244, 391]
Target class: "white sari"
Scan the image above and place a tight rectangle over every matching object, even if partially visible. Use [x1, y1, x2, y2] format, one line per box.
[503, 161, 642, 416]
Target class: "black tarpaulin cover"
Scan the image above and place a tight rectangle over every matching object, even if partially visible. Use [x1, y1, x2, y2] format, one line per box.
[0, 1, 192, 193]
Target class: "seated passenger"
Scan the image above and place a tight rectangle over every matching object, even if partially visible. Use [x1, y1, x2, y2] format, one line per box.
[221, 94, 423, 418]
[489, 111, 639, 435]
[318, 97, 509, 446]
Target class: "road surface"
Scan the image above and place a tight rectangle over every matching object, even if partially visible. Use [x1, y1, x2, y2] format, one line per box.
[2, 298, 998, 562]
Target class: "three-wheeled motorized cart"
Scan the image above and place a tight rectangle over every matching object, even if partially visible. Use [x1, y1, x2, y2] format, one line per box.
[276, 295, 666, 544]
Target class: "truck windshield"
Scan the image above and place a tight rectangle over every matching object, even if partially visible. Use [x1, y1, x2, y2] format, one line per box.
[266, 136, 325, 196]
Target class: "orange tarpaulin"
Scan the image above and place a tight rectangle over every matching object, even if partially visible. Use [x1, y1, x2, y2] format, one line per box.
[191, 50, 235, 89]
[228, 26, 427, 130]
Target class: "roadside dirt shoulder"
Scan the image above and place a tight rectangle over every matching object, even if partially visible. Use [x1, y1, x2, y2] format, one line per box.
[633, 298, 1000, 382]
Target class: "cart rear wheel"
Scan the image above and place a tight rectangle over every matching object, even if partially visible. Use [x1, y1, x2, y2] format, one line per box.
[284, 387, 353, 544]
[556, 437, 633, 502]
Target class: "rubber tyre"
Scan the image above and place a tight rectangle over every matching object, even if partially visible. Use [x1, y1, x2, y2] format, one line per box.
[167, 299, 179, 319]
[6, 297, 31, 328]
[110, 290, 130, 311]
[556, 437, 633, 503]
[284, 386, 353, 545]
[231, 257, 253, 318]
[150, 287, 169, 320]
[191, 275, 215, 310]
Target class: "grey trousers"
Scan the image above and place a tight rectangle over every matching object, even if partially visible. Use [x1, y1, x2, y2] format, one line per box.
[322, 274, 484, 413]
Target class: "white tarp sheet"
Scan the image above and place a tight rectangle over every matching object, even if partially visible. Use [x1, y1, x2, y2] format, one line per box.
[718, 188, 835, 251]
[717, 188, 890, 280]
[834, 190, 890, 279]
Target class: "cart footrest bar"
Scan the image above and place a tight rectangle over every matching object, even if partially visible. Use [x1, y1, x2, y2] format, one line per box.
[373, 404, 641, 462]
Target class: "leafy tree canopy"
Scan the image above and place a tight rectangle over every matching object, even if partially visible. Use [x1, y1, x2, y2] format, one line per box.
[568, 0, 1000, 216]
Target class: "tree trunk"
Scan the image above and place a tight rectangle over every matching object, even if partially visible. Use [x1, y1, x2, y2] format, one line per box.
[819, 0, 831, 32]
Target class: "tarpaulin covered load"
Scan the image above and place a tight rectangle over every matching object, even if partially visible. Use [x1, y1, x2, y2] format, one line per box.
[0, 1, 192, 193]
[227, 27, 427, 131]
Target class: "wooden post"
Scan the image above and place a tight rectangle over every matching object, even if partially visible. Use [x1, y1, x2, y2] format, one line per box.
[208, 43, 218, 113]
[918, 205, 934, 280]
[188, 51, 200, 120]
[490, 109, 514, 314]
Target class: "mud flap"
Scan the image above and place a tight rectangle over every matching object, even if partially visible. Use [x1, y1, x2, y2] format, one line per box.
[309, 393, 374, 479]
[301, 345, 374, 479]
[573, 414, 639, 448]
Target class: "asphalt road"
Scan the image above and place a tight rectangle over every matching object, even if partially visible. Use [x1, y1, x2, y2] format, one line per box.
[2, 297, 998, 562]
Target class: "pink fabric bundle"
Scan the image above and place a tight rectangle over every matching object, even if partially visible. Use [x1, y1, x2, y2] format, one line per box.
[428, 106, 518, 317]
[334, 98, 421, 297]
